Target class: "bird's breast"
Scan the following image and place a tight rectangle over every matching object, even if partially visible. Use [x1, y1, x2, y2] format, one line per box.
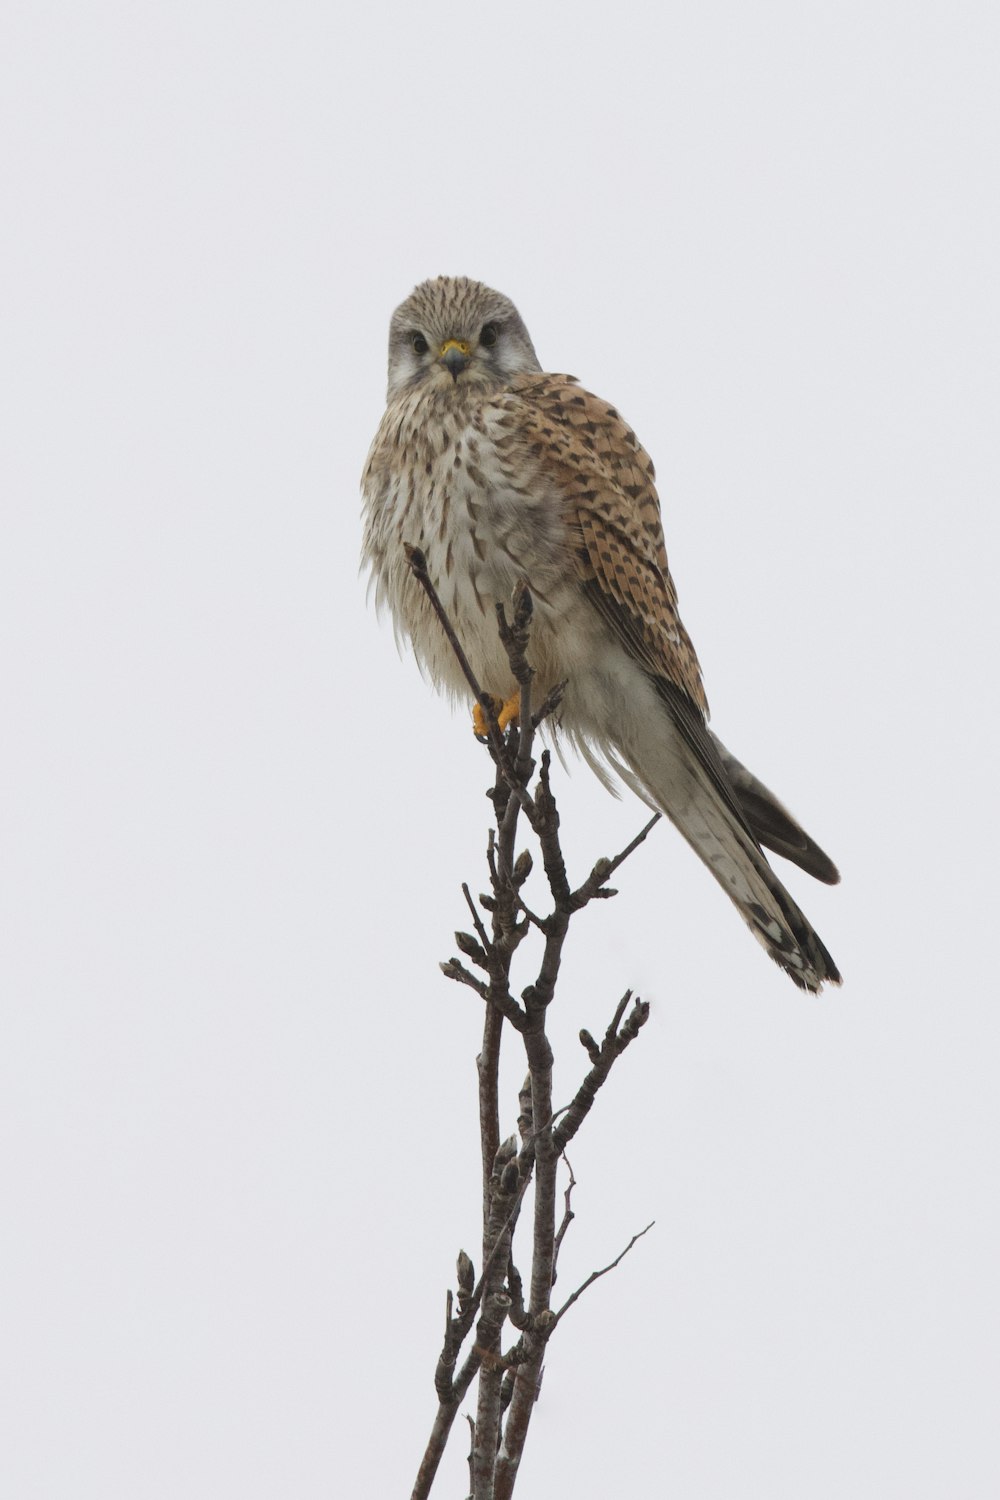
[362, 398, 574, 701]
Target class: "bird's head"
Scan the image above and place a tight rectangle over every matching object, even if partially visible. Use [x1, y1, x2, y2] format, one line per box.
[385, 276, 542, 400]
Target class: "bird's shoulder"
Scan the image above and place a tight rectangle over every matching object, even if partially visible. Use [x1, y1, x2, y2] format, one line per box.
[487, 373, 665, 546]
[484, 373, 707, 715]
[489, 373, 653, 478]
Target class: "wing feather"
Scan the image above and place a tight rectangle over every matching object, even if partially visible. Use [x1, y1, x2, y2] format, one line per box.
[502, 373, 707, 712]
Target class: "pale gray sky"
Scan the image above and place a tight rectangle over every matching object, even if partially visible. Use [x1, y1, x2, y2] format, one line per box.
[2, 3, 998, 1496]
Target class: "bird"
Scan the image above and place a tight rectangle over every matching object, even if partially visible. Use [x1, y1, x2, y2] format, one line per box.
[361, 276, 840, 991]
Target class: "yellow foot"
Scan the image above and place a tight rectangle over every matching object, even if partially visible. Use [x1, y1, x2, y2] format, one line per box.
[472, 692, 521, 737]
[472, 699, 493, 737]
[497, 691, 520, 731]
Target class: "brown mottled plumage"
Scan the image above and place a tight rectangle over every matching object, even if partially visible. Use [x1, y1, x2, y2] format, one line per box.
[362, 276, 840, 991]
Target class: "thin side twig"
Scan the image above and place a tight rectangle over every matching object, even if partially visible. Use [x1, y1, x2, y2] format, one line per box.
[555, 991, 651, 1154]
[404, 543, 515, 778]
[569, 812, 661, 911]
[552, 1222, 656, 1327]
[551, 1155, 576, 1279]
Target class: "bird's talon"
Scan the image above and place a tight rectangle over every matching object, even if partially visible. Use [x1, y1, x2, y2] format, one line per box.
[497, 692, 520, 732]
[471, 692, 520, 737]
[472, 699, 495, 738]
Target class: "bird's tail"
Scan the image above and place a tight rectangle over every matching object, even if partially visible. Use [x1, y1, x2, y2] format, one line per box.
[709, 732, 840, 886]
[610, 691, 841, 992]
[664, 782, 841, 991]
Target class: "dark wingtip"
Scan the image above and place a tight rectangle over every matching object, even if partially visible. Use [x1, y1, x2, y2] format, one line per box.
[708, 733, 841, 888]
[809, 852, 839, 882]
[794, 838, 840, 887]
[732, 787, 840, 886]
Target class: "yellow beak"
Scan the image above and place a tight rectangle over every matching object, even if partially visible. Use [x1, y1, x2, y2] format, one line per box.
[439, 338, 471, 378]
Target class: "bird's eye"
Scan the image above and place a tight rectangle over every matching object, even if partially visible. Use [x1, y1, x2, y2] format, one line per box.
[480, 323, 499, 348]
[410, 332, 429, 355]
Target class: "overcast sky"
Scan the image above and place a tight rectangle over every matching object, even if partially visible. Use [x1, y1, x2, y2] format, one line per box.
[2, 3, 998, 1496]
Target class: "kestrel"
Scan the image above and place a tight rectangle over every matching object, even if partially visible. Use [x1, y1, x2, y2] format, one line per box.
[361, 277, 840, 991]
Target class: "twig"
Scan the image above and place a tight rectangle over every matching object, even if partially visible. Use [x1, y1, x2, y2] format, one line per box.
[496, 586, 536, 778]
[512, 893, 547, 933]
[555, 991, 651, 1154]
[462, 883, 491, 953]
[569, 812, 661, 911]
[440, 958, 489, 999]
[552, 1222, 655, 1326]
[552, 1156, 576, 1279]
[404, 544, 515, 778]
[531, 680, 566, 730]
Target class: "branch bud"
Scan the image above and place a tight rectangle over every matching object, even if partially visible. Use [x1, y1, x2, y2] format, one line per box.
[500, 1160, 521, 1195]
[457, 1249, 475, 1297]
[493, 1134, 518, 1172]
[455, 930, 488, 968]
[512, 581, 533, 629]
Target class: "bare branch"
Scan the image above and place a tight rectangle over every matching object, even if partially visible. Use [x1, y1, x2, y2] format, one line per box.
[569, 812, 661, 911]
[552, 1222, 656, 1327]
[512, 892, 547, 933]
[552, 1156, 577, 1280]
[555, 991, 651, 1155]
[405, 557, 657, 1498]
[404, 544, 513, 775]
[531, 679, 566, 729]
[412, 1401, 464, 1500]
[439, 958, 489, 1000]
[495, 586, 537, 779]
[472, 1134, 527, 1497]
[462, 882, 492, 954]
